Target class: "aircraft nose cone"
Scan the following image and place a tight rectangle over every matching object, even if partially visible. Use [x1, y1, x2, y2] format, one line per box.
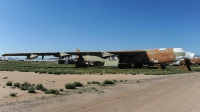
[184, 51, 195, 59]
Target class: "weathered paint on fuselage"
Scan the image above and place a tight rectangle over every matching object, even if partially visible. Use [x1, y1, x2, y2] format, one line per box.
[129, 48, 177, 64]
[146, 48, 175, 64]
[129, 48, 190, 64]
[190, 58, 200, 64]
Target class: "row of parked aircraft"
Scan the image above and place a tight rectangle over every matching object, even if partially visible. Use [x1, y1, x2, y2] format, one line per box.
[2, 48, 200, 71]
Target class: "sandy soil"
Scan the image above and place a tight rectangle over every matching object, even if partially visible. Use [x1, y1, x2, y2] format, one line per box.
[0, 71, 163, 103]
[0, 71, 200, 112]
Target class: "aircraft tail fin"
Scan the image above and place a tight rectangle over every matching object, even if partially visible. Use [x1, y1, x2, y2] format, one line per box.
[76, 48, 85, 59]
[76, 48, 80, 52]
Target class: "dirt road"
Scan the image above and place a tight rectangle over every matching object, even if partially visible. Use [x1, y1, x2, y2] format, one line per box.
[1, 73, 200, 112]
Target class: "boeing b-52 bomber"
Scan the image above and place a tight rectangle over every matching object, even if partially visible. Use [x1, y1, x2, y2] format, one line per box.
[2, 48, 199, 71]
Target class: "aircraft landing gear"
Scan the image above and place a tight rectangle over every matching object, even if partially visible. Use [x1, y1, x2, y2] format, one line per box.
[179, 60, 191, 71]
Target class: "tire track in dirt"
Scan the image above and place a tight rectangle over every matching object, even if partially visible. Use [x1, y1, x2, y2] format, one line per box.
[1, 73, 200, 112]
[64, 73, 200, 112]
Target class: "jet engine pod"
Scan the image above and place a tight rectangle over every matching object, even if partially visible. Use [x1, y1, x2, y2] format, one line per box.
[27, 54, 38, 59]
[100, 52, 111, 58]
[54, 52, 70, 59]
[59, 52, 69, 57]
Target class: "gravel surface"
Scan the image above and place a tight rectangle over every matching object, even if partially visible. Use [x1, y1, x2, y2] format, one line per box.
[1, 72, 200, 112]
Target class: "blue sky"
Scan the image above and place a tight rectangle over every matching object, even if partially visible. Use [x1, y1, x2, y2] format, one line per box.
[0, 0, 200, 58]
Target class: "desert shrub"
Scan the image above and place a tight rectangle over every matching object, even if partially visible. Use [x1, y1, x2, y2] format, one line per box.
[113, 80, 117, 83]
[73, 82, 82, 87]
[55, 91, 59, 95]
[195, 69, 200, 72]
[75, 71, 82, 74]
[10, 93, 17, 97]
[91, 81, 101, 85]
[48, 70, 54, 74]
[21, 82, 31, 87]
[59, 88, 64, 92]
[45, 89, 59, 95]
[28, 87, 35, 93]
[144, 72, 151, 75]
[3, 77, 8, 79]
[6, 81, 12, 86]
[20, 86, 29, 90]
[36, 84, 43, 90]
[14, 82, 20, 88]
[41, 87, 47, 91]
[23, 69, 30, 72]
[103, 80, 114, 85]
[87, 82, 91, 84]
[91, 81, 96, 84]
[65, 83, 75, 89]
[20, 82, 32, 90]
[66, 70, 76, 74]
[61, 71, 67, 74]
[49, 89, 59, 94]
[39, 70, 46, 74]
[54, 71, 61, 75]
[101, 84, 106, 86]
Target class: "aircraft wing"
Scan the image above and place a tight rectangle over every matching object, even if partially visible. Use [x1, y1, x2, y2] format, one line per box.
[107, 50, 146, 55]
[2, 52, 60, 56]
[64, 50, 146, 57]
[64, 52, 102, 56]
[2, 50, 147, 59]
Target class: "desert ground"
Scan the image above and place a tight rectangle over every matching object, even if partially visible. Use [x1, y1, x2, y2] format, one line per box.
[0, 71, 200, 112]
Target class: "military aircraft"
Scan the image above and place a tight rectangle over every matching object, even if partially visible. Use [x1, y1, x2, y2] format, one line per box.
[1, 48, 196, 70]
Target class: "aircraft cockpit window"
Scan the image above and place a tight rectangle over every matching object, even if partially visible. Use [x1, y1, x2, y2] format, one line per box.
[158, 48, 166, 50]
[194, 55, 199, 58]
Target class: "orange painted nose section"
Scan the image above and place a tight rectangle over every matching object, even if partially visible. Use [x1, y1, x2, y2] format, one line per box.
[147, 48, 175, 63]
